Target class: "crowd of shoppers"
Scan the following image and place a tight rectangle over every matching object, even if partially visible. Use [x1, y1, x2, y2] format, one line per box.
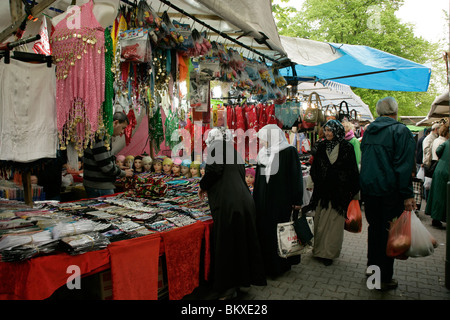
[195, 96, 446, 299]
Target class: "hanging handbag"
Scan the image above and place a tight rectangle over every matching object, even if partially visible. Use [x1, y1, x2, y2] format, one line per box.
[277, 211, 302, 258]
[338, 101, 350, 122]
[324, 104, 338, 121]
[303, 92, 324, 124]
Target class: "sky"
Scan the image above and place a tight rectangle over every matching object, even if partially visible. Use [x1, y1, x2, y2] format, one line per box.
[280, 0, 449, 43]
[396, 0, 448, 42]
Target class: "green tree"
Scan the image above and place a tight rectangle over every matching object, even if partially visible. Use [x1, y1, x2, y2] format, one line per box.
[273, 0, 447, 118]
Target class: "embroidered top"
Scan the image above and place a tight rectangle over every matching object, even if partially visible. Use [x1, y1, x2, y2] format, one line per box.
[51, 0, 105, 155]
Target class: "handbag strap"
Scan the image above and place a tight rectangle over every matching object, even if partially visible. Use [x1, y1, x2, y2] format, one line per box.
[308, 91, 322, 109]
[325, 104, 337, 115]
[339, 101, 349, 114]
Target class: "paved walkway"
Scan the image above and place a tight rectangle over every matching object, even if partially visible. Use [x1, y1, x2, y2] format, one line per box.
[240, 202, 450, 300]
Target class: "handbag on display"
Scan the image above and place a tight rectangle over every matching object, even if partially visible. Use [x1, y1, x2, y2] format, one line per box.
[324, 104, 338, 121]
[303, 91, 324, 124]
[277, 212, 302, 258]
[338, 101, 350, 122]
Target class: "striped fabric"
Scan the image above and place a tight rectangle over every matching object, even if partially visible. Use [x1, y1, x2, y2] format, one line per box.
[83, 138, 125, 190]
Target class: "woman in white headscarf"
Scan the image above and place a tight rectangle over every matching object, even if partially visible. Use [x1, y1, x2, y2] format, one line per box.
[198, 127, 266, 299]
[253, 124, 303, 278]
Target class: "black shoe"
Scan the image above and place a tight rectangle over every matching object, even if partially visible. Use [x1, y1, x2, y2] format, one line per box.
[377, 279, 398, 291]
[218, 288, 237, 300]
[432, 220, 445, 229]
[322, 258, 333, 266]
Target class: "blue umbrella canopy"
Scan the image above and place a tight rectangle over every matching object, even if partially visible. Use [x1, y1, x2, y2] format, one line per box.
[279, 41, 431, 92]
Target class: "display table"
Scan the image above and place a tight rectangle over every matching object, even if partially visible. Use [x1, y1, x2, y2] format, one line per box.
[0, 220, 213, 300]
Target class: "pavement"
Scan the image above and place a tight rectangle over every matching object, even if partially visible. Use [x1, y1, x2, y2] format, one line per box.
[237, 201, 450, 300]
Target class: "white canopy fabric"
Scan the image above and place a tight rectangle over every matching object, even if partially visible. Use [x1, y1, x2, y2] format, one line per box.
[416, 90, 449, 126]
[296, 80, 374, 122]
[0, 0, 287, 63]
[280, 35, 342, 67]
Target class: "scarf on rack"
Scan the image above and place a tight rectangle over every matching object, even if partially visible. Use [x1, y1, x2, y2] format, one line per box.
[324, 120, 345, 154]
[257, 124, 291, 183]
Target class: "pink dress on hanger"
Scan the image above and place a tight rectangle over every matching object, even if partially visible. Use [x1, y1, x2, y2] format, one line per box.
[51, 0, 105, 155]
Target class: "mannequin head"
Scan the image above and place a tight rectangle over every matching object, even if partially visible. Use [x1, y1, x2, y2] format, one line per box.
[180, 159, 192, 178]
[125, 155, 134, 169]
[200, 162, 206, 177]
[163, 157, 174, 175]
[245, 167, 255, 186]
[116, 154, 125, 168]
[172, 158, 182, 176]
[153, 156, 165, 173]
[133, 155, 143, 173]
[190, 161, 201, 178]
[142, 156, 153, 172]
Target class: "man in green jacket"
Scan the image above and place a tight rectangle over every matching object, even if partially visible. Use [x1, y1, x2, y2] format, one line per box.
[360, 97, 416, 291]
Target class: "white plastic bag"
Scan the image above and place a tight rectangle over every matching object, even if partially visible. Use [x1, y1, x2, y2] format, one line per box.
[406, 211, 438, 257]
[277, 220, 301, 258]
[417, 166, 425, 181]
[423, 177, 432, 190]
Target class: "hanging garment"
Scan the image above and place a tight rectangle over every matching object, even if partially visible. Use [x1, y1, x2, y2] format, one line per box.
[0, 59, 57, 162]
[51, 0, 105, 155]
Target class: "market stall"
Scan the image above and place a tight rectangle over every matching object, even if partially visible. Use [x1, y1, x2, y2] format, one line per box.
[416, 90, 449, 126]
[0, 176, 213, 300]
[0, 0, 406, 301]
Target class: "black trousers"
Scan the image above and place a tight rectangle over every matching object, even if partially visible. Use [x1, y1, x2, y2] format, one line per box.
[363, 193, 404, 282]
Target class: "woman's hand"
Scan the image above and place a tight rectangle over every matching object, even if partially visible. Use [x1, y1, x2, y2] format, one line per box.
[292, 205, 302, 211]
[198, 188, 208, 200]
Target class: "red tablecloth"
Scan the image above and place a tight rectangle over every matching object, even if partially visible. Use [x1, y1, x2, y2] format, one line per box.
[0, 221, 212, 300]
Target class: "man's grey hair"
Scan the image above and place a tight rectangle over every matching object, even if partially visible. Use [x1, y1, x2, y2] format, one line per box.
[376, 97, 398, 116]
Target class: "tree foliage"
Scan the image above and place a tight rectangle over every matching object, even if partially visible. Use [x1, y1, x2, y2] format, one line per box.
[272, 0, 447, 118]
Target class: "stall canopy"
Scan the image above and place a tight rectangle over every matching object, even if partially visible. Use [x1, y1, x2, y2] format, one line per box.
[296, 80, 374, 122]
[416, 90, 449, 126]
[279, 36, 431, 92]
[0, 0, 288, 63]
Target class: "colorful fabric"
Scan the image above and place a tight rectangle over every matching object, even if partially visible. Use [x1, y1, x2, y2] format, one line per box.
[51, 0, 105, 155]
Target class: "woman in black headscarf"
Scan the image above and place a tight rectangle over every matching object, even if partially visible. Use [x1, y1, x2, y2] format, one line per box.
[310, 120, 360, 266]
[199, 127, 266, 299]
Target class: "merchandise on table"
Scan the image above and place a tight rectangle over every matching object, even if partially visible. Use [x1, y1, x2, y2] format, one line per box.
[0, 174, 211, 262]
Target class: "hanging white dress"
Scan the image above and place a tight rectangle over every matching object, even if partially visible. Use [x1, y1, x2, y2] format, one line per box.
[0, 58, 57, 162]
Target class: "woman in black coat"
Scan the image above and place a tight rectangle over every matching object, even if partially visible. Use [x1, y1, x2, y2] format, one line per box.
[310, 120, 360, 266]
[199, 128, 266, 299]
[253, 124, 304, 278]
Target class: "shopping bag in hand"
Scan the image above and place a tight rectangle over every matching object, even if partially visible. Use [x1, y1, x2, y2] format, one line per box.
[277, 219, 301, 259]
[294, 214, 313, 244]
[345, 200, 362, 233]
[406, 211, 438, 257]
[386, 210, 411, 260]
